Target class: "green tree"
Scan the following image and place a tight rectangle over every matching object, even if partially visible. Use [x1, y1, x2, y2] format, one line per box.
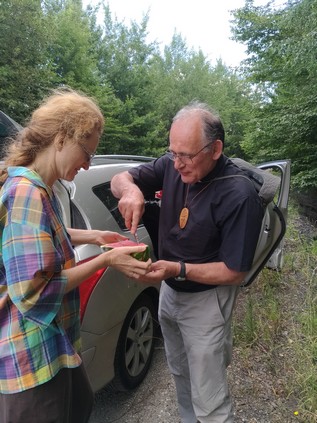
[0, 0, 54, 122]
[45, 0, 99, 90]
[46, 0, 124, 154]
[232, 0, 317, 189]
[149, 34, 254, 158]
[95, 6, 162, 155]
[0, 0, 256, 162]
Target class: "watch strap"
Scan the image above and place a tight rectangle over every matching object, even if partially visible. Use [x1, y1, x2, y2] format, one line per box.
[175, 261, 186, 281]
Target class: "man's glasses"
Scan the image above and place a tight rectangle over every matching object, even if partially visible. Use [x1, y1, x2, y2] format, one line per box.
[166, 143, 213, 165]
[79, 143, 96, 163]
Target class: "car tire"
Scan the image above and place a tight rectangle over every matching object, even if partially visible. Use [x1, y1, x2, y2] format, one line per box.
[111, 293, 158, 391]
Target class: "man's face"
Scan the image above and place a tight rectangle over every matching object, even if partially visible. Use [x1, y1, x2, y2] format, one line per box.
[169, 116, 222, 184]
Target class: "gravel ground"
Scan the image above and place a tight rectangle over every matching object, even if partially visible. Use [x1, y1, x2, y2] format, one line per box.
[89, 338, 180, 423]
[89, 328, 299, 423]
[89, 327, 300, 423]
[89, 332, 300, 423]
[89, 294, 302, 423]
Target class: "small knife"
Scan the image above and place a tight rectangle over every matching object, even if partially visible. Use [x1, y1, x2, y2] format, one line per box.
[134, 231, 140, 244]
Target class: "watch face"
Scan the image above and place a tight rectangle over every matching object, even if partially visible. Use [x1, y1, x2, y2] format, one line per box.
[175, 276, 186, 281]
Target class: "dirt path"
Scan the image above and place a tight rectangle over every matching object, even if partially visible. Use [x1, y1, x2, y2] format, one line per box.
[90, 333, 299, 423]
[89, 340, 179, 423]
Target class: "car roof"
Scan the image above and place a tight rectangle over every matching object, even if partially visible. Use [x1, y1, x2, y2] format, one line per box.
[0, 110, 23, 134]
[90, 155, 155, 166]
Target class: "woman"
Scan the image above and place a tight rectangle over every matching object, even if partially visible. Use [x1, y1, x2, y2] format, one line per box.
[0, 89, 151, 423]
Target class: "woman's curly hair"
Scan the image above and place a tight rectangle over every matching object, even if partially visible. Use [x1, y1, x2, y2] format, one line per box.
[0, 88, 104, 185]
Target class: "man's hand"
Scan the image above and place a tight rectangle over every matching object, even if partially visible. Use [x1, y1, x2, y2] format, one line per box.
[137, 260, 179, 283]
[117, 190, 145, 234]
[111, 171, 145, 234]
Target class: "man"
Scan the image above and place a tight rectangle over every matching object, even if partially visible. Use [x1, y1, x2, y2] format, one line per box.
[111, 101, 264, 423]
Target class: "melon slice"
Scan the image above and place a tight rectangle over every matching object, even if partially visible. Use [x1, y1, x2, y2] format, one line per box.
[101, 239, 150, 261]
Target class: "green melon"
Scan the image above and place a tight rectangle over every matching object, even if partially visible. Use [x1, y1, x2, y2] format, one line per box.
[101, 239, 150, 262]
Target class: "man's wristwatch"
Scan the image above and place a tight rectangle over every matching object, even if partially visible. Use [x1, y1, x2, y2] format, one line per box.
[175, 261, 186, 281]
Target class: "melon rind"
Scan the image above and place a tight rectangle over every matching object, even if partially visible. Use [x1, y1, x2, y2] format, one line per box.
[101, 241, 150, 262]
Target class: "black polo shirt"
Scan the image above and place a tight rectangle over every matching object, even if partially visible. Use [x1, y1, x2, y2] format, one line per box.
[129, 154, 264, 292]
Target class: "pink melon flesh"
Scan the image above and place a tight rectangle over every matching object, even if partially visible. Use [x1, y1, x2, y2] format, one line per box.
[101, 240, 150, 261]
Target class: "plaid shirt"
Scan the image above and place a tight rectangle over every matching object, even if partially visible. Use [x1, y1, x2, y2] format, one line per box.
[0, 167, 81, 394]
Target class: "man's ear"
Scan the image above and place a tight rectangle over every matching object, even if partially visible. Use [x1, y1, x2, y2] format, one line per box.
[211, 139, 223, 160]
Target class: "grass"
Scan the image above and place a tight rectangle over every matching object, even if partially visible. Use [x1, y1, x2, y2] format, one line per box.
[231, 199, 317, 422]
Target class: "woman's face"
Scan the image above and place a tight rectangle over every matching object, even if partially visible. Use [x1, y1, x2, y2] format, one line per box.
[57, 129, 100, 181]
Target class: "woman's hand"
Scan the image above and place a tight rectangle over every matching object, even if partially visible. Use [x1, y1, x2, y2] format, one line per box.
[95, 230, 128, 246]
[102, 245, 152, 278]
[67, 228, 128, 246]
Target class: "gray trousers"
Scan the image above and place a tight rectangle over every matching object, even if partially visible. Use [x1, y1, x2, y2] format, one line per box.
[0, 364, 94, 423]
[158, 282, 238, 423]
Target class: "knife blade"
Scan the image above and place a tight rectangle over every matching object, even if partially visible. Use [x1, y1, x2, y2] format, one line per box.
[134, 231, 140, 244]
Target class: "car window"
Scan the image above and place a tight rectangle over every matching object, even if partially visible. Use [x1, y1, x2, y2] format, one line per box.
[70, 200, 88, 230]
[0, 115, 12, 158]
[93, 182, 127, 230]
[0, 114, 12, 138]
[0, 111, 22, 159]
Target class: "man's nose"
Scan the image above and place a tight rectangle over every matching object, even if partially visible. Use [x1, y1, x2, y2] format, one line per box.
[174, 156, 185, 169]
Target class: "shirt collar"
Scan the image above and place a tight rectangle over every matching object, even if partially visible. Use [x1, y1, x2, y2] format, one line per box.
[8, 166, 53, 195]
[197, 154, 228, 183]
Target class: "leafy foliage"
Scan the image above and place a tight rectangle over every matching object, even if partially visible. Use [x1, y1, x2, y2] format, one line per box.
[1, 0, 253, 161]
[232, 0, 317, 189]
[3, 0, 316, 191]
[0, 0, 54, 121]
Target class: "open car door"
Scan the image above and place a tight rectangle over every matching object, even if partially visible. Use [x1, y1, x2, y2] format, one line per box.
[239, 159, 291, 287]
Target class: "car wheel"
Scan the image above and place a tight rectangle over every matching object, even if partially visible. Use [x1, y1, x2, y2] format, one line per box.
[111, 293, 158, 391]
